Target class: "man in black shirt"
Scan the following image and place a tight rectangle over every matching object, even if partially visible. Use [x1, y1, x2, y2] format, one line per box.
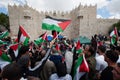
[100, 50, 119, 80]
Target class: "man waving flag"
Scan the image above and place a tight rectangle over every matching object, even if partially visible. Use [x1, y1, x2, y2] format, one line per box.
[42, 16, 71, 32]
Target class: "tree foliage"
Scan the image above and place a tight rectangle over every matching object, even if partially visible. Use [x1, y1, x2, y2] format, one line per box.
[112, 20, 120, 30]
[109, 20, 120, 36]
[0, 13, 10, 31]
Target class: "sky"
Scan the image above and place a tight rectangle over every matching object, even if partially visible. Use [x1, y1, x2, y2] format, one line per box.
[0, 0, 120, 19]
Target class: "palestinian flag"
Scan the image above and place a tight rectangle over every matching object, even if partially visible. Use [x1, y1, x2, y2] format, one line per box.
[0, 40, 7, 45]
[34, 32, 47, 45]
[9, 43, 19, 57]
[42, 16, 71, 32]
[0, 50, 11, 69]
[0, 50, 11, 62]
[110, 27, 118, 45]
[0, 30, 9, 39]
[18, 25, 30, 46]
[76, 40, 82, 54]
[73, 54, 89, 80]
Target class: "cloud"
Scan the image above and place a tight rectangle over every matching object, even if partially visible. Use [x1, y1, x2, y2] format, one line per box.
[106, 0, 120, 18]
[0, 0, 21, 8]
[97, 6, 112, 18]
[26, 0, 110, 11]
[73, 0, 109, 9]
[97, 14, 103, 18]
[0, 0, 120, 19]
[0, 7, 8, 14]
[26, 0, 76, 11]
[0, 0, 111, 11]
[108, 14, 120, 19]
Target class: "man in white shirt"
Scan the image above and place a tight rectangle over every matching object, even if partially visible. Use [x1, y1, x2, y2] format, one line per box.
[95, 45, 108, 79]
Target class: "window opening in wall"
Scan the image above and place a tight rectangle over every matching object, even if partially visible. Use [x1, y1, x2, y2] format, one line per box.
[24, 16, 31, 19]
[77, 16, 83, 19]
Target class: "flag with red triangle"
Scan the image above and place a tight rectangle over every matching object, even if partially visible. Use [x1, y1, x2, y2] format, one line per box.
[0, 50, 11, 69]
[0, 50, 11, 62]
[79, 54, 89, 72]
[110, 27, 118, 45]
[76, 40, 82, 54]
[42, 16, 71, 32]
[9, 43, 19, 57]
[42, 32, 47, 41]
[34, 32, 47, 45]
[18, 25, 30, 46]
[73, 54, 89, 80]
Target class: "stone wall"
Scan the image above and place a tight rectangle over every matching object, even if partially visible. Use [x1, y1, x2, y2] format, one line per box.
[96, 19, 119, 35]
[8, 4, 119, 40]
[8, 5, 41, 40]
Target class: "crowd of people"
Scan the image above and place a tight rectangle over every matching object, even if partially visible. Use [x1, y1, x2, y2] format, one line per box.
[0, 33, 120, 80]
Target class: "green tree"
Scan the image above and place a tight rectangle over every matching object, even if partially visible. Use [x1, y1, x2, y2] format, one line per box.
[109, 20, 120, 36]
[0, 13, 10, 31]
[113, 20, 120, 29]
